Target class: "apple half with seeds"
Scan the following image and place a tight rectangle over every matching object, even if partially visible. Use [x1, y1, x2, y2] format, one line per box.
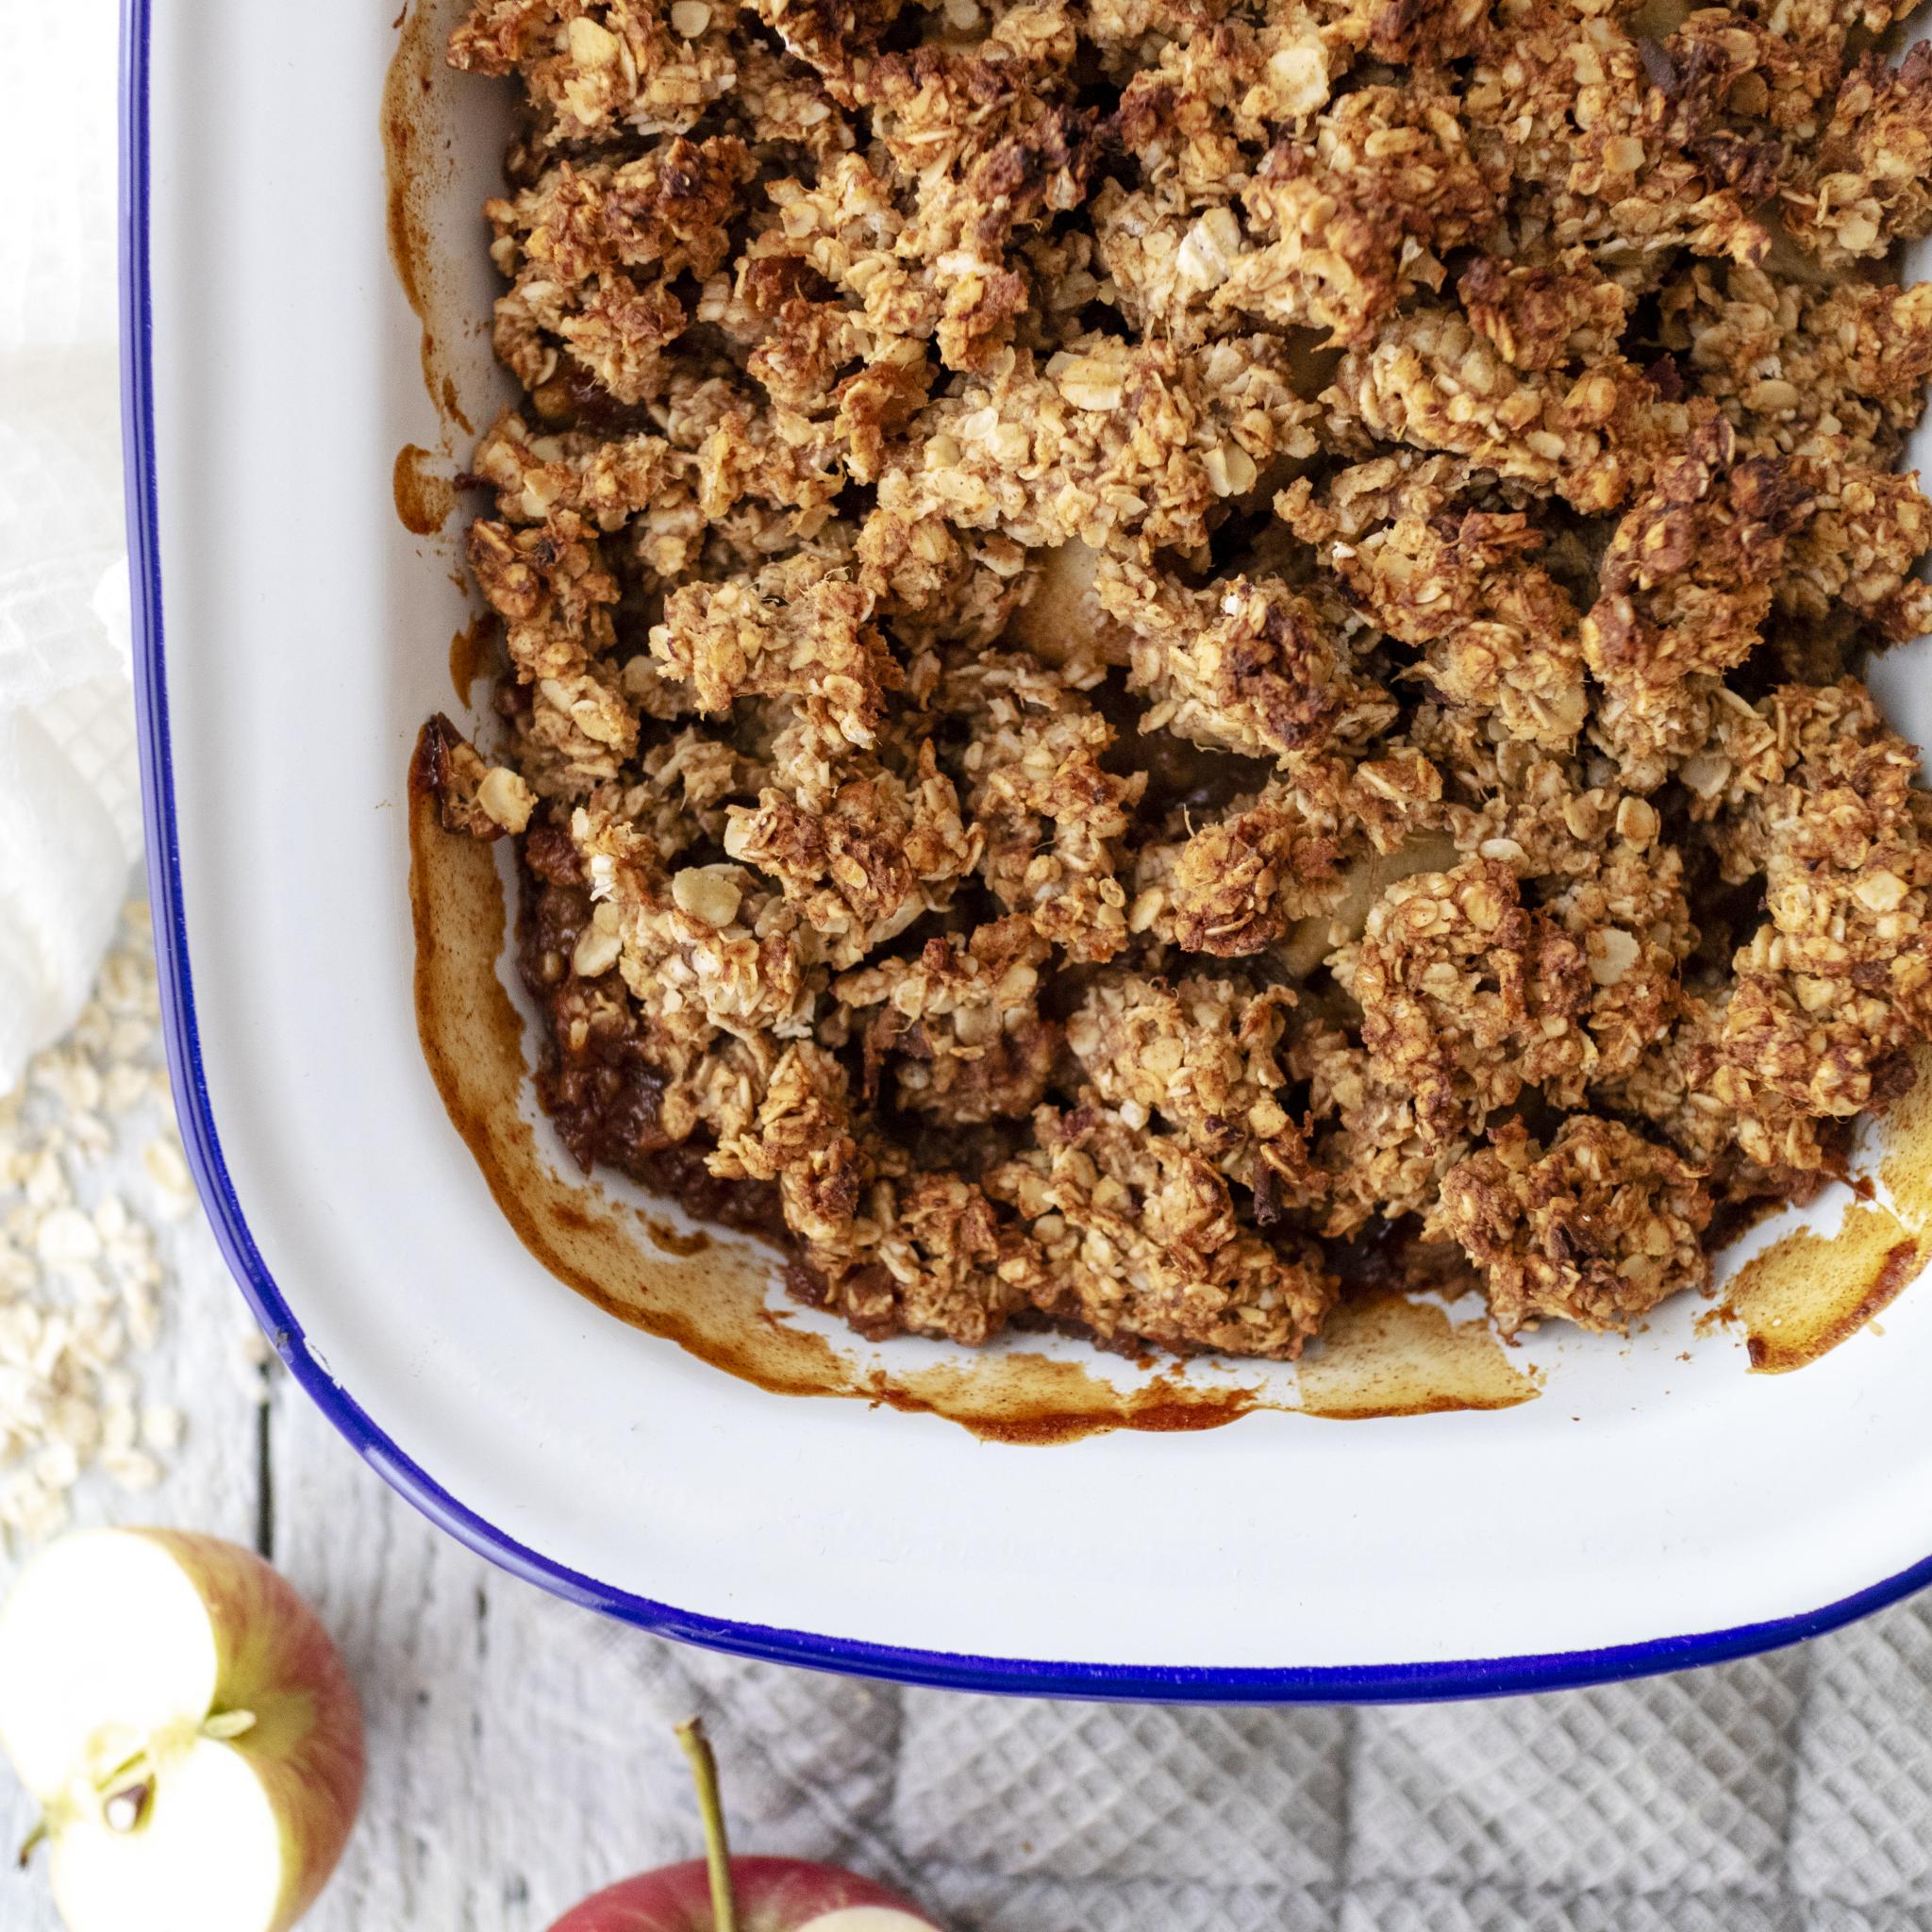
[0, 1528, 365, 1932]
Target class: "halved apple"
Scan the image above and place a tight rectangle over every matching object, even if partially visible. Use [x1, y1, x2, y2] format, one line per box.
[0, 1528, 365, 1932]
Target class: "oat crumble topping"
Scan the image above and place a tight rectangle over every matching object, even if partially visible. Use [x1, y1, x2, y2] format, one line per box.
[435, 0, 1932, 1357]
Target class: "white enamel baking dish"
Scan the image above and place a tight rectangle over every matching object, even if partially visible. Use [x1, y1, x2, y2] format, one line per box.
[124, 0, 1932, 1698]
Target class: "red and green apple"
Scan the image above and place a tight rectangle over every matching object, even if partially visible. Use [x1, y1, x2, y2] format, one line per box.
[0, 1528, 365, 1932]
[550, 1720, 939, 1932]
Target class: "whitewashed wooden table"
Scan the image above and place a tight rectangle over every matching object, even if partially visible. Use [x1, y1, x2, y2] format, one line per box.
[0, 1177, 685, 1931]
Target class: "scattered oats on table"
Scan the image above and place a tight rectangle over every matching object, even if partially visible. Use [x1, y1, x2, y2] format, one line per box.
[428, 0, 1932, 1357]
[0, 903, 193, 1542]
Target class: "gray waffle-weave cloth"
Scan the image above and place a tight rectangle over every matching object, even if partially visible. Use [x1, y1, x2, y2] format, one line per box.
[589, 1588, 1932, 1931]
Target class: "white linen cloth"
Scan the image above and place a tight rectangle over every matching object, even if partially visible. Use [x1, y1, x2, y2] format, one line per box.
[15, 3, 1932, 1924]
[0, 0, 142, 1092]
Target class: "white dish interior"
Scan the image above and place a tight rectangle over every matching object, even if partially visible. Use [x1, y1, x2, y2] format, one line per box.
[137, 0, 1932, 1685]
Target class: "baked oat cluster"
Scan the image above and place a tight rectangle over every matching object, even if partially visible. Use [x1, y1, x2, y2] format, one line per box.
[433, 0, 1932, 1358]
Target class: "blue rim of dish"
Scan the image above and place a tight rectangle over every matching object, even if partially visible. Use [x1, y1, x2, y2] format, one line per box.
[120, 0, 1932, 1705]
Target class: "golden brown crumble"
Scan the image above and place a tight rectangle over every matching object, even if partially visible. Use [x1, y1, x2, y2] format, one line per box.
[439, 0, 1932, 1357]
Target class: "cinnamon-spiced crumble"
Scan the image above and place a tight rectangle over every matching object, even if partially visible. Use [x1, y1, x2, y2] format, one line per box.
[430, 0, 1932, 1357]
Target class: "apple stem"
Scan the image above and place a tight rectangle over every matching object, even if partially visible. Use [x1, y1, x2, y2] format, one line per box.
[675, 1718, 740, 1932]
[15, 1818, 46, 1869]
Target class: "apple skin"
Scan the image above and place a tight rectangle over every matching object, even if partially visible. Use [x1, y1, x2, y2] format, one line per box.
[551, 1856, 938, 1931]
[142, 1531, 367, 1931]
